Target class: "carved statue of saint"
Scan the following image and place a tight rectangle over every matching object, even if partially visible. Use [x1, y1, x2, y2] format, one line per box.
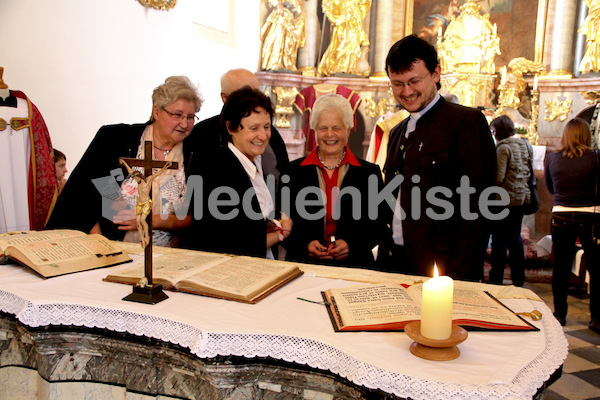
[260, 0, 306, 72]
[120, 159, 172, 248]
[317, 0, 371, 77]
[579, 0, 600, 74]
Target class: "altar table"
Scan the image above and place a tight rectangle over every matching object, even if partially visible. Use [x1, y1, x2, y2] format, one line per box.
[0, 244, 568, 400]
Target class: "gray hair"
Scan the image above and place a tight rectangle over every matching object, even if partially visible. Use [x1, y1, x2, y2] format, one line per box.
[310, 94, 354, 130]
[150, 76, 204, 122]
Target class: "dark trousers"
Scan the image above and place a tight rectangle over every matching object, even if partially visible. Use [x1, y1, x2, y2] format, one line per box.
[551, 212, 600, 322]
[490, 206, 526, 286]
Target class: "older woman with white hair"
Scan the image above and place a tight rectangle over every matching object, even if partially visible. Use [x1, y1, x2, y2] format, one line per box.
[280, 94, 385, 268]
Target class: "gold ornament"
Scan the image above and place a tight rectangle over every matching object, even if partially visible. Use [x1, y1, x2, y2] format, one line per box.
[137, 0, 176, 11]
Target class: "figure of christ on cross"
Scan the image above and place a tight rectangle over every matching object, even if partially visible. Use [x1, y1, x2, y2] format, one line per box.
[119, 141, 179, 249]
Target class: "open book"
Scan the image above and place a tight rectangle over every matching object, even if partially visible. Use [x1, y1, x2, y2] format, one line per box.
[322, 283, 538, 332]
[0, 229, 132, 278]
[103, 252, 304, 304]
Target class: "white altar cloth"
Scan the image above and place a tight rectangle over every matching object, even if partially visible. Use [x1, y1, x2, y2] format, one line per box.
[0, 251, 568, 400]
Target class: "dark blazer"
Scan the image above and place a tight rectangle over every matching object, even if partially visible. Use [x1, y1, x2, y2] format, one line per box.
[46, 123, 199, 241]
[382, 97, 496, 281]
[280, 156, 386, 268]
[191, 114, 289, 176]
[184, 145, 268, 258]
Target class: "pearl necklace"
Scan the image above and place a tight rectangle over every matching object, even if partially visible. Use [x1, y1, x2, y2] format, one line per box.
[317, 147, 346, 170]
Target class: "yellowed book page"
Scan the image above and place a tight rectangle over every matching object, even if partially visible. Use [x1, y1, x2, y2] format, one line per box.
[6, 234, 124, 266]
[108, 252, 232, 285]
[452, 288, 529, 326]
[0, 230, 85, 254]
[330, 284, 421, 328]
[177, 256, 298, 300]
[405, 285, 529, 327]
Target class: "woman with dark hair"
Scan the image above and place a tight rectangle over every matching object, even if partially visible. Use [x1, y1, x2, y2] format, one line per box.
[188, 87, 292, 258]
[488, 115, 532, 286]
[545, 118, 599, 332]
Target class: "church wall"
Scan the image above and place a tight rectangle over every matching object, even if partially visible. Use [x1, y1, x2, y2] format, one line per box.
[2, 0, 262, 168]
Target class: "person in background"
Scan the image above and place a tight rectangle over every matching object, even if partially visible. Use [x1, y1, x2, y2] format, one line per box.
[544, 117, 599, 332]
[189, 87, 292, 258]
[46, 76, 203, 247]
[53, 148, 68, 194]
[379, 34, 497, 281]
[191, 68, 289, 185]
[488, 115, 531, 287]
[280, 94, 385, 268]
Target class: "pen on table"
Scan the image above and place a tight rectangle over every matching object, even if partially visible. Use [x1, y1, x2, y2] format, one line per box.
[297, 297, 332, 306]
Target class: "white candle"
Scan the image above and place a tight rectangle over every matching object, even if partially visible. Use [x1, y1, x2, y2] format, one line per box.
[533, 74, 538, 91]
[420, 264, 454, 340]
[501, 66, 507, 85]
[493, 23, 497, 35]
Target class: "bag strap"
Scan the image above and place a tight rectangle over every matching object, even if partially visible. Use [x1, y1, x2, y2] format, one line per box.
[523, 137, 535, 184]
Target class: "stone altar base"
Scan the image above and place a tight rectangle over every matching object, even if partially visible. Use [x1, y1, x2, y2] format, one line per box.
[0, 313, 397, 400]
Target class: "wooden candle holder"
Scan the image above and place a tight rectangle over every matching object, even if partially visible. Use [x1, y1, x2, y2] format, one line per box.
[404, 321, 468, 361]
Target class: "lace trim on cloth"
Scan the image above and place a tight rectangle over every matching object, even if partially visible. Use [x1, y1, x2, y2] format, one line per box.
[0, 287, 567, 400]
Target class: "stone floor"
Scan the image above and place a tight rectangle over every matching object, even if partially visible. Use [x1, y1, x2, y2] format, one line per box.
[523, 281, 600, 400]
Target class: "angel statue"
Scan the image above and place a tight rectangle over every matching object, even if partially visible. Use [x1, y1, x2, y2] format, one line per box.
[578, 0, 600, 74]
[317, 0, 372, 77]
[260, 0, 306, 72]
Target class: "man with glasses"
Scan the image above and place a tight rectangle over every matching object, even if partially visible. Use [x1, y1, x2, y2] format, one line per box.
[378, 35, 496, 282]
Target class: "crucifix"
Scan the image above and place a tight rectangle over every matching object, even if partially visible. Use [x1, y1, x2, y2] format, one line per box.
[119, 140, 178, 304]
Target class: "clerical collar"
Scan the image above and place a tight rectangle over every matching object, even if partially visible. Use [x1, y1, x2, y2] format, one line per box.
[417, 92, 441, 119]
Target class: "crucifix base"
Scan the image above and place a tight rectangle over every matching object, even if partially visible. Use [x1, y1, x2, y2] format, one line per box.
[123, 284, 169, 305]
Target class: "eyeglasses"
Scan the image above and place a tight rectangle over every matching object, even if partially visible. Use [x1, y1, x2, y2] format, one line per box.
[162, 107, 199, 123]
[390, 73, 430, 90]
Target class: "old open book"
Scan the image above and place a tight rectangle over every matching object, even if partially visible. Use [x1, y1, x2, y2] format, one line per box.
[322, 283, 538, 332]
[0, 229, 132, 278]
[104, 252, 304, 304]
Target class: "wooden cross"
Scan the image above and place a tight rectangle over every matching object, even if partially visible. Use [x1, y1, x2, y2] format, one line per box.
[120, 141, 178, 287]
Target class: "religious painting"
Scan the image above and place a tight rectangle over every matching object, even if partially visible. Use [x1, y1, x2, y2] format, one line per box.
[406, 0, 547, 67]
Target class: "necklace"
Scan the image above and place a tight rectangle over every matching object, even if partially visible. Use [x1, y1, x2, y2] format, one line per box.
[317, 147, 346, 170]
[153, 143, 171, 156]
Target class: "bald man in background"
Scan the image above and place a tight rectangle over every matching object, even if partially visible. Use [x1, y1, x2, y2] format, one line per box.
[190, 69, 289, 179]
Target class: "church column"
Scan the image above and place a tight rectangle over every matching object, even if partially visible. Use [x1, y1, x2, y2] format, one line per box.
[297, 0, 319, 76]
[573, 0, 589, 77]
[372, 0, 394, 77]
[550, 0, 578, 76]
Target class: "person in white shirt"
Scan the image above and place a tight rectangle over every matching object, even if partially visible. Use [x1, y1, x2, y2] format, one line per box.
[187, 88, 292, 258]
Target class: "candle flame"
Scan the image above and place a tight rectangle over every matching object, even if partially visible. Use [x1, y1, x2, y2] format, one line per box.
[433, 263, 439, 278]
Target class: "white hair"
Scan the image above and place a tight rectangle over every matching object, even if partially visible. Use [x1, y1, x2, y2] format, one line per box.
[310, 94, 354, 130]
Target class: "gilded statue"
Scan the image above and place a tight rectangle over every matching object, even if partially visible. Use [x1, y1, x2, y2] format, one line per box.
[317, 0, 371, 77]
[578, 0, 600, 74]
[261, 0, 306, 72]
[439, 0, 498, 74]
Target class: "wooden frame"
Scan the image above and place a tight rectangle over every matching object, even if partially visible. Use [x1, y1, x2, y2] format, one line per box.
[405, 0, 548, 65]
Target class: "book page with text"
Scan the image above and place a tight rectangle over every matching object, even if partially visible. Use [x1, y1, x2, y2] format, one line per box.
[0, 230, 85, 254]
[177, 256, 298, 298]
[109, 252, 232, 283]
[8, 234, 123, 266]
[406, 285, 530, 327]
[328, 284, 421, 328]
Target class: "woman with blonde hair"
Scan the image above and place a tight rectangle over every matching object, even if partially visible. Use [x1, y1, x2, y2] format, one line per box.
[544, 117, 599, 332]
[47, 76, 203, 247]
